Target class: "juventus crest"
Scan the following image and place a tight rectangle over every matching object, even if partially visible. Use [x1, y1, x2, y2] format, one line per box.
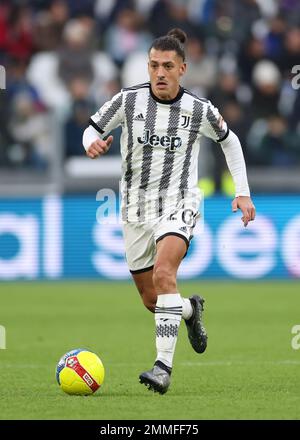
[181, 114, 191, 128]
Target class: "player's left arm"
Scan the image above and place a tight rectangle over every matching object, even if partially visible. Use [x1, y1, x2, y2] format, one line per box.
[231, 194, 256, 228]
[219, 130, 255, 227]
[200, 101, 256, 227]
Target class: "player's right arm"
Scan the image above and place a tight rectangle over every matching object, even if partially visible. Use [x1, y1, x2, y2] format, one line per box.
[82, 91, 124, 158]
[83, 127, 113, 159]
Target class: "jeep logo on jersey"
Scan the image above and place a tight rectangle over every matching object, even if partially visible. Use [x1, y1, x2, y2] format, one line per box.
[137, 130, 182, 151]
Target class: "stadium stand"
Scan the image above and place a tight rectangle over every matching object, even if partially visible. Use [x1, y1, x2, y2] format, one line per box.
[0, 0, 299, 195]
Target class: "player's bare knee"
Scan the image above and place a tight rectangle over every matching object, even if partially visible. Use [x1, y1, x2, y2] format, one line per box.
[143, 292, 156, 312]
[143, 297, 156, 313]
[137, 285, 156, 312]
[153, 265, 176, 292]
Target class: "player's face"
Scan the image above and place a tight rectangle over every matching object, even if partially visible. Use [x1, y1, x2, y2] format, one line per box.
[148, 49, 186, 101]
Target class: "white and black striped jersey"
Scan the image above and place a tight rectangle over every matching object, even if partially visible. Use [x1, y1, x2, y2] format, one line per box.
[89, 82, 229, 222]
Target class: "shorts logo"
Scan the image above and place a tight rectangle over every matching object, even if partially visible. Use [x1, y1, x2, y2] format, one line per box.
[181, 115, 191, 128]
[137, 129, 182, 151]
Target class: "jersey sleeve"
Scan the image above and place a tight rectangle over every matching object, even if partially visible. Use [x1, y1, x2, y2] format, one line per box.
[89, 91, 124, 137]
[199, 101, 229, 143]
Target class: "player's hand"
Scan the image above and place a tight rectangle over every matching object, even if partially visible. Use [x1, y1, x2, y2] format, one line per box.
[232, 196, 256, 227]
[86, 135, 113, 159]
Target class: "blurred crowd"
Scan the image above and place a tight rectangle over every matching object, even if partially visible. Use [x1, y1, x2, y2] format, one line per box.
[0, 0, 300, 183]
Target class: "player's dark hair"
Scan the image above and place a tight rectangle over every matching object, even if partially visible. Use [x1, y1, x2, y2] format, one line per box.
[149, 28, 187, 61]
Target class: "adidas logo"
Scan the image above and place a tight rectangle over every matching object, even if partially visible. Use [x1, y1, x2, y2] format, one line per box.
[134, 113, 145, 121]
[179, 226, 188, 233]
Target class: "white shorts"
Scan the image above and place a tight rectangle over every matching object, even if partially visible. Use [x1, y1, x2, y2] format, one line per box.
[123, 207, 200, 273]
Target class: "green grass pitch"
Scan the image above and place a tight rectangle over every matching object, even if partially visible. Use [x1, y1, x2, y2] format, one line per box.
[0, 280, 300, 420]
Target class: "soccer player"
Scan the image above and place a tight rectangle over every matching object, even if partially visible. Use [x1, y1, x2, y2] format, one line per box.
[82, 28, 256, 394]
